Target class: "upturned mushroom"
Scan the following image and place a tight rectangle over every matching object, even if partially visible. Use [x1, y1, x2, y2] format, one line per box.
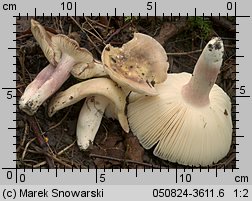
[19, 19, 56, 115]
[101, 33, 169, 95]
[48, 77, 129, 150]
[127, 37, 232, 166]
[19, 20, 106, 115]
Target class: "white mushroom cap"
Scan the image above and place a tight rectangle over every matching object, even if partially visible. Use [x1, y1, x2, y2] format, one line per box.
[101, 33, 169, 95]
[128, 38, 232, 166]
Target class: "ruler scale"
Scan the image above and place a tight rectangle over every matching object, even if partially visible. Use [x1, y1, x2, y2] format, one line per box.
[0, 0, 251, 200]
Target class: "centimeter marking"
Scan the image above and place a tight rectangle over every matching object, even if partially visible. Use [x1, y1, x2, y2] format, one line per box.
[11, 2, 251, 21]
[3, 2, 250, 184]
[2, 164, 240, 184]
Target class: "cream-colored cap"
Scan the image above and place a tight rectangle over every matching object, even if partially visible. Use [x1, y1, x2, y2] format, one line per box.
[102, 33, 169, 95]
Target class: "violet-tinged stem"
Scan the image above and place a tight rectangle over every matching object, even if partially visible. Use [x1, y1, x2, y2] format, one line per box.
[25, 54, 76, 115]
[181, 38, 224, 107]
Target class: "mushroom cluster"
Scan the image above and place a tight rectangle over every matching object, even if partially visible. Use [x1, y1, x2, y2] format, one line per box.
[20, 19, 169, 150]
[20, 19, 232, 167]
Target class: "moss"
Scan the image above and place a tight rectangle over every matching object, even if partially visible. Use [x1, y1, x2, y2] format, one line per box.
[124, 16, 137, 23]
[188, 17, 212, 39]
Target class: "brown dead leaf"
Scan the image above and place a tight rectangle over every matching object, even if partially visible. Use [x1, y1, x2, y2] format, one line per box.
[91, 129, 125, 168]
[124, 132, 144, 168]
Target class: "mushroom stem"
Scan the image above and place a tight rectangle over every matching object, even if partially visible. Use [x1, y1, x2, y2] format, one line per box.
[48, 78, 129, 133]
[181, 38, 224, 107]
[77, 96, 109, 150]
[19, 64, 55, 114]
[23, 54, 76, 115]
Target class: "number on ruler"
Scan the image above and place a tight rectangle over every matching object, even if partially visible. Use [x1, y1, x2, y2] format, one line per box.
[227, 2, 233, 10]
[7, 91, 13, 99]
[19, 174, 25, 182]
[179, 174, 191, 183]
[147, 2, 154, 11]
[61, 2, 73, 11]
[6, 170, 26, 183]
[239, 86, 245, 94]
[6, 171, 12, 179]
[99, 173, 106, 183]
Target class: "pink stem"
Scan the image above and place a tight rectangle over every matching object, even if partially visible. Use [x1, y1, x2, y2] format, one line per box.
[181, 38, 224, 107]
[23, 55, 76, 115]
[19, 64, 55, 114]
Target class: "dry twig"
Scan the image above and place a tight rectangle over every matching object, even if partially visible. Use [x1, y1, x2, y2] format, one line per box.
[27, 116, 55, 168]
[90, 153, 166, 169]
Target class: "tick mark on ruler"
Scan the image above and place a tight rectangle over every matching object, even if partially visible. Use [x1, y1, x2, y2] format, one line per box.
[2, 87, 17, 89]
[8, 47, 20, 50]
[74, 2, 77, 19]
[13, 111, 20, 114]
[55, 165, 58, 177]
[233, 135, 244, 138]
[175, 166, 178, 183]
[233, 95, 251, 98]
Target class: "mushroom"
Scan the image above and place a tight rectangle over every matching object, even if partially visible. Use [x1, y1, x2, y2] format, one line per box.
[127, 37, 232, 166]
[19, 19, 56, 115]
[48, 77, 129, 149]
[20, 33, 94, 115]
[101, 33, 169, 95]
[19, 19, 106, 115]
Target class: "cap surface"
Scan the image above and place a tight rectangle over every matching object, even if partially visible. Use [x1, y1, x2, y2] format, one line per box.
[101, 33, 169, 95]
[128, 73, 232, 166]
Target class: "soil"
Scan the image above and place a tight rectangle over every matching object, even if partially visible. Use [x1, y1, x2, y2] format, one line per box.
[16, 16, 236, 169]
